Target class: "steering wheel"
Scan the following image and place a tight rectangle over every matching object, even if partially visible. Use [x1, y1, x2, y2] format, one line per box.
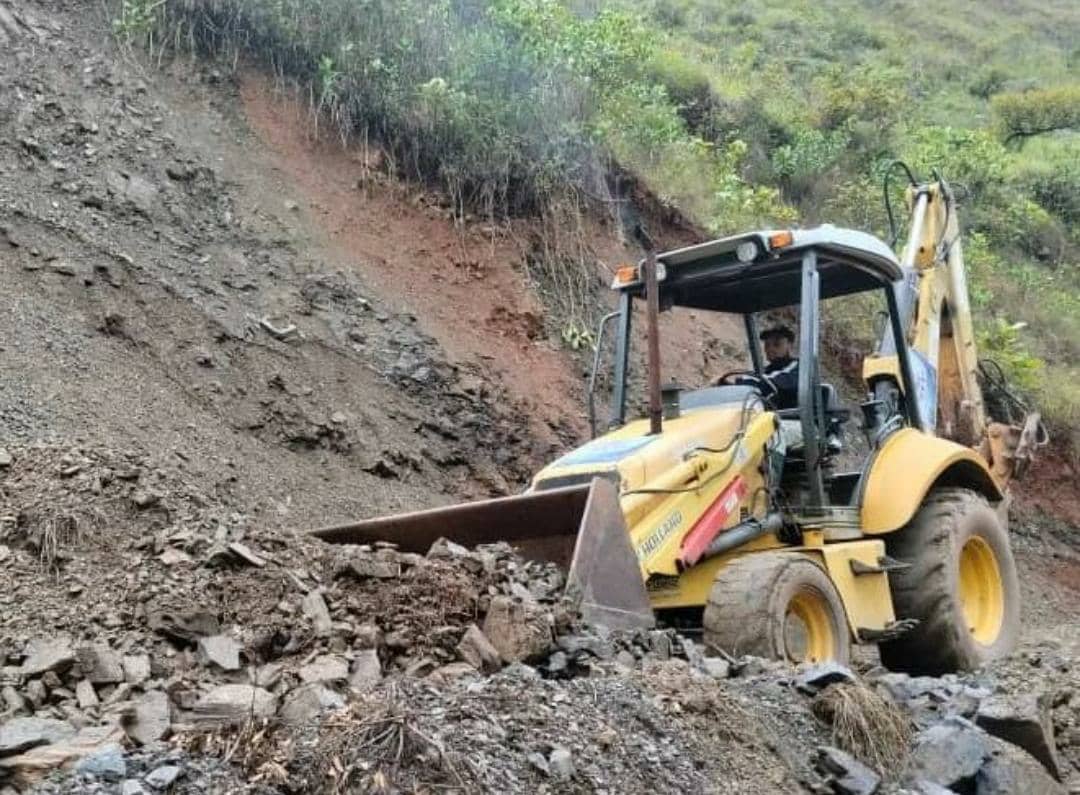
[713, 369, 778, 402]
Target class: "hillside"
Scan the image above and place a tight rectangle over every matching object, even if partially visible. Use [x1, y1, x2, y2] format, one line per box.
[0, 1, 1078, 793]
[134, 0, 1080, 448]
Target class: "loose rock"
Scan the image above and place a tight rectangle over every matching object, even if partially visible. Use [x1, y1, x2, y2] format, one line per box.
[301, 590, 333, 638]
[977, 733, 1066, 795]
[145, 764, 183, 790]
[796, 662, 857, 695]
[548, 747, 575, 780]
[299, 654, 349, 683]
[481, 596, 552, 664]
[349, 649, 382, 693]
[905, 717, 988, 789]
[77, 644, 125, 684]
[196, 635, 242, 672]
[74, 743, 126, 781]
[976, 692, 1062, 780]
[124, 691, 170, 746]
[457, 624, 502, 673]
[20, 637, 76, 676]
[192, 685, 277, 726]
[279, 684, 345, 725]
[122, 655, 151, 686]
[0, 718, 76, 756]
[815, 745, 881, 795]
[75, 680, 99, 710]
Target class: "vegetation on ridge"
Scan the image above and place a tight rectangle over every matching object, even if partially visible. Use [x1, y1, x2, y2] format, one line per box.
[120, 0, 1079, 445]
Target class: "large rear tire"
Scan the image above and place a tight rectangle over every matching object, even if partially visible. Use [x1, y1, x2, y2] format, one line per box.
[703, 552, 851, 664]
[880, 488, 1019, 674]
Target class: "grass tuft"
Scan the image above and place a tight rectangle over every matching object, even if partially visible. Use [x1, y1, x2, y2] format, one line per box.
[812, 682, 912, 772]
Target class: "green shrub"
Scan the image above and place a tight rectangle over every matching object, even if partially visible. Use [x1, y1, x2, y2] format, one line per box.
[815, 64, 907, 133]
[968, 68, 1008, 100]
[992, 84, 1080, 145]
[113, 0, 163, 43]
[978, 318, 1043, 392]
[770, 127, 850, 201]
[1014, 151, 1080, 226]
[901, 126, 1008, 196]
[646, 48, 714, 129]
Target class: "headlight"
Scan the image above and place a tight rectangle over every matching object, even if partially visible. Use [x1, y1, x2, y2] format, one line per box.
[736, 241, 758, 263]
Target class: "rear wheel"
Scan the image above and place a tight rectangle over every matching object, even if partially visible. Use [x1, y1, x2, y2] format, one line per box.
[880, 488, 1019, 674]
[703, 552, 851, 664]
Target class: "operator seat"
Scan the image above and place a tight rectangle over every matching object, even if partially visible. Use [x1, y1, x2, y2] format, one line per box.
[777, 383, 850, 458]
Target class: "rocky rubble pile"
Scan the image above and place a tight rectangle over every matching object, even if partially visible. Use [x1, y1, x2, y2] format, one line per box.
[2, 444, 1079, 794]
[0, 501, 714, 793]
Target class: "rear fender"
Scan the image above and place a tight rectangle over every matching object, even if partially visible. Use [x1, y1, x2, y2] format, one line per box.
[860, 428, 1002, 534]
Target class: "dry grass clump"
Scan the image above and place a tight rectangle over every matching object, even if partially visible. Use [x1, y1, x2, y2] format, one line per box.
[811, 681, 912, 772]
[312, 696, 473, 794]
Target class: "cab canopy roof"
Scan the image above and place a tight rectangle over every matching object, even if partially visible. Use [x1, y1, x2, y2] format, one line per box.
[618, 225, 903, 314]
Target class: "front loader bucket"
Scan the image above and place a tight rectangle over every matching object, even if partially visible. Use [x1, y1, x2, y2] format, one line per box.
[310, 478, 654, 630]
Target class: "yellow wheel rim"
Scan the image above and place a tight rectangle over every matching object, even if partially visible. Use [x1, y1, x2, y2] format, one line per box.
[959, 535, 1004, 645]
[784, 589, 836, 663]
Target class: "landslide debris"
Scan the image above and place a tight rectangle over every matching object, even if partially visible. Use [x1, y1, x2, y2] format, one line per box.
[3, 444, 1078, 793]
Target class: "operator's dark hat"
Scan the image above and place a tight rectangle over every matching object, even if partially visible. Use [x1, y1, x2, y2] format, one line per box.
[760, 325, 795, 342]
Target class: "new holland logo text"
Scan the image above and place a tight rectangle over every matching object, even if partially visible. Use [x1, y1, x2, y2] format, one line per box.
[636, 511, 683, 560]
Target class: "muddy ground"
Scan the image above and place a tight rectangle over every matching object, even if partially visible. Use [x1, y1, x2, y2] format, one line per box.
[1, 1, 1078, 794]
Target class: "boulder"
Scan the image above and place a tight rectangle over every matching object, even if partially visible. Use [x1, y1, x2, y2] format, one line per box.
[0, 724, 125, 788]
[0, 718, 76, 756]
[457, 624, 502, 673]
[20, 637, 76, 677]
[905, 717, 988, 790]
[299, 655, 349, 684]
[145, 764, 183, 790]
[481, 596, 552, 664]
[557, 634, 615, 661]
[301, 591, 333, 638]
[75, 680, 99, 710]
[347, 556, 400, 579]
[977, 734, 1066, 795]
[76, 645, 125, 684]
[192, 685, 277, 726]
[278, 684, 345, 725]
[796, 662, 857, 695]
[1, 687, 27, 715]
[124, 691, 170, 746]
[196, 635, 242, 672]
[549, 747, 575, 780]
[701, 658, 731, 679]
[74, 743, 126, 781]
[349, 649, 382, 693]
[815, 746, 880, 795]
[122, 655, 151, 685]
[426, 663, 478, 685]
[976, 692, 1062, 780]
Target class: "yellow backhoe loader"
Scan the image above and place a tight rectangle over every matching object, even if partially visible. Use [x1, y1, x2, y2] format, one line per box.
[313, 168, 1044, 674]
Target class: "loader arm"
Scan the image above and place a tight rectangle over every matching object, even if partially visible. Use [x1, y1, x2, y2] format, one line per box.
[901, 181, 986, 445]
[864, 177, 1042, 487]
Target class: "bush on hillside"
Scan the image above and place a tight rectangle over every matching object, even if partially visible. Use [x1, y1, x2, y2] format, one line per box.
[901, 127, 1008, 198]
[815, 64, 907, 134]
[160, 0, 784, 233]
[1014, 152, 1080, 228]
[992, 85, 1080, 145]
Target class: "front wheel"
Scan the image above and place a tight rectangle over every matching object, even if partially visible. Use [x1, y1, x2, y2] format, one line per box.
[703, 552, 851, 664]
[880, 488, 1019, 674]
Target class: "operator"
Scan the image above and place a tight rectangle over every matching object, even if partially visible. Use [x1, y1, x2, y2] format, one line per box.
[715, 325, 800, 409]
[758, 325, 799, 410]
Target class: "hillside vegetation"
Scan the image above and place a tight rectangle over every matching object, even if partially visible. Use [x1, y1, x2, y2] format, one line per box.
[131, 0, 1079, 443]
